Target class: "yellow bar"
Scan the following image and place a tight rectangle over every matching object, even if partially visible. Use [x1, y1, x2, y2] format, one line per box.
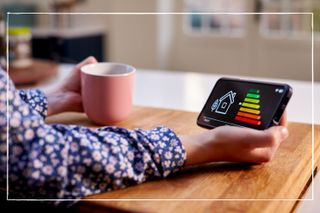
[239, 107, 260, 115]
[242, 102, 260, 109]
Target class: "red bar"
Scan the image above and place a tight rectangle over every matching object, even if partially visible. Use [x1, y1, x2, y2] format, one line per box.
[235, 116, 261, 126]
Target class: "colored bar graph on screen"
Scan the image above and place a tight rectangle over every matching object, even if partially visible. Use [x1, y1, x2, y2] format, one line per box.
[235, 89, 261, 126]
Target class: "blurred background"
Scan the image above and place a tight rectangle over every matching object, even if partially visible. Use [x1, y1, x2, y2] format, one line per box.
[0, 0, 319, 84]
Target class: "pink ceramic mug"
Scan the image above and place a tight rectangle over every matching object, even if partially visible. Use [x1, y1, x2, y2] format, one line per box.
[81, 62, 136, 125]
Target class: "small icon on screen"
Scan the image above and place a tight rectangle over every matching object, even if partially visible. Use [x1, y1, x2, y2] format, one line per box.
[211, 91, 236, 115]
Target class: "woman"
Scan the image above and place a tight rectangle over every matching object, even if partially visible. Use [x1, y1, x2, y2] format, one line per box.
[0, 56, 288, 199]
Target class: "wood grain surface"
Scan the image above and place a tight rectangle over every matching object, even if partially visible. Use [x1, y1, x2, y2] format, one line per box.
[46, 106, 320, 213]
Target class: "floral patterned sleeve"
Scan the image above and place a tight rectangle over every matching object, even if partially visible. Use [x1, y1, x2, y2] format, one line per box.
[0, 69, 186, 199]
[19, 89, 48, 118]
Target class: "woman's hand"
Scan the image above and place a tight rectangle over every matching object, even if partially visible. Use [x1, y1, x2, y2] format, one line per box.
[45, 56, 97, 116]
[181, 113, 289, 165]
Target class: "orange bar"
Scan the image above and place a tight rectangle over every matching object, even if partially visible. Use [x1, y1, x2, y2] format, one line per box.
[235, 116, 261, 126]
[237, 111, 261, 120]
[239, 107, 260, 115]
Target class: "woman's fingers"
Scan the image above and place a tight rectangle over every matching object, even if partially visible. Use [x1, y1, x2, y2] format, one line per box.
[247, 126, 288, 148]
[249, 141, 284, 163]
[264, 126, 289, 144]
[74, 56, 98, 72]
[279, 110, 287, 126]
[61, 56, 98, 93]
[215, 125, 289, 149]
[182, 124, 289, 165]
[243, 126, 289, 163]
[247, 147, 277, 163]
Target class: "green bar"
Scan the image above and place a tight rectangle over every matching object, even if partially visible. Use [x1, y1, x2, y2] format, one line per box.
[242, 102, 260, 109]
[244, 98, 260, 104]
[246, 93, 260, 99]
[248, 89, 260, 94]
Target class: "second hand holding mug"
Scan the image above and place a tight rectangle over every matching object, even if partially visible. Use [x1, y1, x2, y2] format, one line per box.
[81, 62, 136, 125]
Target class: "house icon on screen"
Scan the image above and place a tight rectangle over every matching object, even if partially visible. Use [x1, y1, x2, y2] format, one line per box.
[213, 91, 236, 115]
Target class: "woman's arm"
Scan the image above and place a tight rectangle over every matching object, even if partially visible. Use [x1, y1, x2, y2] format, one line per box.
[0, 56, 289, 200]
[0, 68, 186, 199]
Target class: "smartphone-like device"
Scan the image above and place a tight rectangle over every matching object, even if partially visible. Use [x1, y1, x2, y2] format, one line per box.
[197, 78, 292, 130]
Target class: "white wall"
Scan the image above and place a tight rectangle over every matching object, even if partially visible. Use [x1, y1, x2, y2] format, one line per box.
[74, 0, 159, 68]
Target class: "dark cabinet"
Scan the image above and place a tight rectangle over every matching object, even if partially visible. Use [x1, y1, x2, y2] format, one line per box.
[32, 29, 106, 63]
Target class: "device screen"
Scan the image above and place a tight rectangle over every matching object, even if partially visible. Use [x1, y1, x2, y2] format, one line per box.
[198, 78, 291, 130]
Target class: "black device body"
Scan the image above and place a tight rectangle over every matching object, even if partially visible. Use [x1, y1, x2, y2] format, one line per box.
[197, 78, 293, 130]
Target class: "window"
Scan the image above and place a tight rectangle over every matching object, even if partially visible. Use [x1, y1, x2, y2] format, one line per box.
[259, 0, 319, 38]
[184, 0, 246, 37]
[178, 0, 317, 81]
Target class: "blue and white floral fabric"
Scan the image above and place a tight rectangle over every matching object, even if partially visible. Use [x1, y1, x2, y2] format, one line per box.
[0, 68, 186, 199]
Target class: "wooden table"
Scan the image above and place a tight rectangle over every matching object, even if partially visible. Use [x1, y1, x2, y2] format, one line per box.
[46, 106, 320, 213]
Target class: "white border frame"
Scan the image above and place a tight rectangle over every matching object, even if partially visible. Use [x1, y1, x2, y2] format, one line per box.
[5, 12, 314, 202]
